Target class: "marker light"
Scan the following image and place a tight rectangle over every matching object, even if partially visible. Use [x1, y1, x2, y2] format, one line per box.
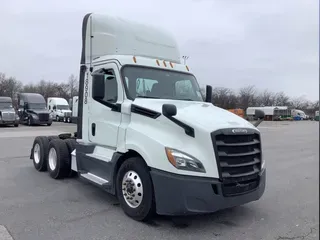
[163, 60, 167, 67]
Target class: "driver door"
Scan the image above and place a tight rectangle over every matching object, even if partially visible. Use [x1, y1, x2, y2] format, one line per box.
[88, 62, 123, 148]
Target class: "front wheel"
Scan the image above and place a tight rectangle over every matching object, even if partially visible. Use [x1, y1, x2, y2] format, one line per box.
[28, 117, 32, 126]
[116, 157, 155, 221]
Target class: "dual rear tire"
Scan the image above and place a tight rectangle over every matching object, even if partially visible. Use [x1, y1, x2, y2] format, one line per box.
[32, 137, 76, 179]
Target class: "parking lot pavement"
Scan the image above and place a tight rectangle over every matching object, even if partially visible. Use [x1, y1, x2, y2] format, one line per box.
[0, 121, 318, 240]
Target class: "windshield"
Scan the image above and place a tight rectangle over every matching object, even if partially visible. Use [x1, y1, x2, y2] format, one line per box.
[56, 105, 70, 110]
[121, 66, 204, 101]
[0, 102, 13, 109]
[28, 103, 46, 110]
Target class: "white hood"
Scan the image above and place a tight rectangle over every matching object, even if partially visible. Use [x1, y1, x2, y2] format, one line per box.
[133, 99, 256, 131]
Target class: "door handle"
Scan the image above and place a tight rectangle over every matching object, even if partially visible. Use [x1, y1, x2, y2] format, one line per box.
[91, 123, 96, 136]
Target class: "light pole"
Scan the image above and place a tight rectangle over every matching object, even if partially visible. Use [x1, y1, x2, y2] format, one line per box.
[182, 56, 189, 65]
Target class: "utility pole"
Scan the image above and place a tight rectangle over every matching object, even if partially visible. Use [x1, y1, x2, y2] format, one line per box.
[182, 56, 189, 65]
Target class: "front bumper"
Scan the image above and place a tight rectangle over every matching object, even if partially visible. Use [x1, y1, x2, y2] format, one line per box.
[0, 119, 19, 125]
[150, 169, 266, 216]
[32, 118, 52, 125]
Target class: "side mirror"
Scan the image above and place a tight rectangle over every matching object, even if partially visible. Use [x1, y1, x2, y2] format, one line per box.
[92, 74, 105, 100]
[162, 104, 177, 117]
[205, 85, 213, 103]
[53, 106, 56, 110]
[253, 109, 265, 127]
[255, 109, 265, 119]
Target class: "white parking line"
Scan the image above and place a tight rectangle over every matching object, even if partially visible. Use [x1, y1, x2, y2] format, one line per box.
[0, 225, 13, 240]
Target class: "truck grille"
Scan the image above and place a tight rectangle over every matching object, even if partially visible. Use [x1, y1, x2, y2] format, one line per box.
[64, 112, 72, 117]
[38, 113, 49, 121]
[1, 112, 15, 121]
[211, 128, 262, 197]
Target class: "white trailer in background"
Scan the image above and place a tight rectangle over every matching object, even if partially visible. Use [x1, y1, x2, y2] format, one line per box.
[47, 97, 72, 122]
[63, 96, 78, 123]
[29, 13, 266, 222]
[246, 106, 289, 121]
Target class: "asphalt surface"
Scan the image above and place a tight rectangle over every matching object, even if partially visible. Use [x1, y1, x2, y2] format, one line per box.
[0, 121, 318, 240]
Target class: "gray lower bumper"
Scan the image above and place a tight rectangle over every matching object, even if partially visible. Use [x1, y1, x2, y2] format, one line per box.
[150, 169, 266, 216]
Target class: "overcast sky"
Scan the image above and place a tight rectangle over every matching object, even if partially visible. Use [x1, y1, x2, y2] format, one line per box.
[0, 0, 318, 100]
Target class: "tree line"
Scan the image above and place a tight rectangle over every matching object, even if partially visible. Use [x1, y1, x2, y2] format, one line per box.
[0, 72, 79, 101]
[0, 72, 319, 116]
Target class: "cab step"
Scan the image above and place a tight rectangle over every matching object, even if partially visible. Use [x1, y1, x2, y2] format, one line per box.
[80, 172, 109, 185]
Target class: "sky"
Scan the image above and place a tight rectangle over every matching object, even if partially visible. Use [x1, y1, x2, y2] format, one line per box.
[0, 0, 319, 101]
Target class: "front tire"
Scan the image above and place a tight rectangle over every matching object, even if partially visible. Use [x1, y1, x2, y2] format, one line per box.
[28, 117, 32, 126]
[116, 157, 155, 221]
[14, 123, 19, 127]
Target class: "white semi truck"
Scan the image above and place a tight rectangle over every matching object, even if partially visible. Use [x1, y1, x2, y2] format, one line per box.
[47, 97, 72, 122]
[29, 13, 266, 221]
[63, 96, 79, 123]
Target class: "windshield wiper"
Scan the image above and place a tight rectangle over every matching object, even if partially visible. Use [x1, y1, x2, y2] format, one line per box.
[136, 95, 159, 99]
[177, 98, 194, 101]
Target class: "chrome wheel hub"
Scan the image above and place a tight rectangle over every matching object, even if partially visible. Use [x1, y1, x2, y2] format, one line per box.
[33, 143, 40, 164]
[122, 170, 143, 208]
[48, 148, 57, 171]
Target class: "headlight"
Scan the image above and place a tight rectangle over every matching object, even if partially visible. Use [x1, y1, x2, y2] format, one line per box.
[31, 114, 38, 119]
[15, 114, 19, 120]
[165, 148, 206, 173]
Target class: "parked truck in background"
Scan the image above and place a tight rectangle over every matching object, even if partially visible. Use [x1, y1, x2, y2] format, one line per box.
[29, 13, 266, 222]
[63, 96, 78, 123]
[17, 93, 52, 126]
[0, 97, 19, 127]
[291, 109, 308, 120]
[47, 97, 72, 122]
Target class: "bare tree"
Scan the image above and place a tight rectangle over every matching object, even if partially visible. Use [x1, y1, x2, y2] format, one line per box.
[238, 85, 257, 109]
[256, 89, 275, 107]
[67, 74, 79, 99]
[0, 74, 23, 99]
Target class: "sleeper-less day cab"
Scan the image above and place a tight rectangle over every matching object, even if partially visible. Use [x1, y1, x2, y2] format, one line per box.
[30, 13, 266, 221]
[47, 97, 72, 122]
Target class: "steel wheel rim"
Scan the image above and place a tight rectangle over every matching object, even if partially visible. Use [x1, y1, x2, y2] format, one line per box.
[122, 170, 143, 208]
[48, 148, 57, 170]
[33, 143, 40, 164]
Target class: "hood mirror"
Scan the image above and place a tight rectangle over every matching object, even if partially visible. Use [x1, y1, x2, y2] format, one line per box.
[253, 109, 265, 127]
[162, 104, 177, 117]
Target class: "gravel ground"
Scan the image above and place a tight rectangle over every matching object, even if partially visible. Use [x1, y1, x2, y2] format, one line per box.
[0, 121, 318, 240]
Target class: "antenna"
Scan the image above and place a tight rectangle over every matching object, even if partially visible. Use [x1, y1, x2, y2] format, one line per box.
[182, 56, 189, 65]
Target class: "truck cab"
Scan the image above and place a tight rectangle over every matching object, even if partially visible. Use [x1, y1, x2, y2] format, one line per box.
[30, 13, 266, 222]
[47, 97, 72, 122]
[18, 93, 53, 126]
[63, 96, 78, 123]
[0, 96, 19, 127]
